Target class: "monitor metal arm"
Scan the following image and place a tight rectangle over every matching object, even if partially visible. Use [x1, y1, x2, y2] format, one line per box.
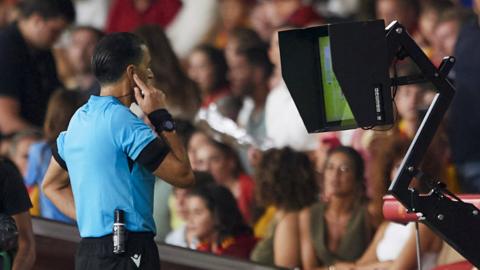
[386, 21, 480, 267]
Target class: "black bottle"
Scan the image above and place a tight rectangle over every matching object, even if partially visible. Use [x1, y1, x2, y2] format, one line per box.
[113, 209, 125, 254]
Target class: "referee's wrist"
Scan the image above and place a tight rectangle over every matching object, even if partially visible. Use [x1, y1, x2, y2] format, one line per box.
[147, 109, 176, 133]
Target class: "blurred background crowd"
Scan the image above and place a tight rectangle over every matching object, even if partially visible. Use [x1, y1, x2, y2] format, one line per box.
[1, 0, 480, 269]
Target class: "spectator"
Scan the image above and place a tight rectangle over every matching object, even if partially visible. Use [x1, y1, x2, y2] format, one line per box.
[195, 139, 255, 224]
[418, 0, 455, 50]
[375, 0, 420, 36]
[224, 27, 264, 75]
[187, 183, 257, 259]
[251, 147, 318, 268]
[24, 90, 84, 223]
[394, 82, 427, 139]
[432, 8, 467, 63]
[187, 130, 210, 170]
[64, 26, 104, 95]
[448, 0, 480, 192]
[0, 0, 75, 134]
[187, 44, 231, 108]
[165, 171, 214, 248]
[249, 2, 275, 42]
[134, 24, 201, 121]
[391, 60, 435, 139]
[228, 44, 273, 172]
[229, 46, 272, 141]
[299, 146, 375, 269]
[0, 157, 35, 270]
[106, 0, 181, 33]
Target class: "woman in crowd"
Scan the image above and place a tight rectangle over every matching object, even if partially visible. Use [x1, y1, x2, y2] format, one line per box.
[186, 183, 257, 259]
[134, 24, 201, 121]
[250, 147, 318, 268]
[187, 44, 231, 108]
[187, 130, 210, 171]
[300, 146, 375, 270]
[165, 171, 214, 248]
[195, 139, 255, 224]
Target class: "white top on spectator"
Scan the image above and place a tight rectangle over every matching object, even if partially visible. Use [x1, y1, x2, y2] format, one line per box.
[265, 81, 318, 151]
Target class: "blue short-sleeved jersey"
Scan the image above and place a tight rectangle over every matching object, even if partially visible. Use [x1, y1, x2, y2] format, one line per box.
[57, 96, 157, 237]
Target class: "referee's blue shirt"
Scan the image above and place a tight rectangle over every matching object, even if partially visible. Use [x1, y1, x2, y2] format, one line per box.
[57, 95, 158, 238]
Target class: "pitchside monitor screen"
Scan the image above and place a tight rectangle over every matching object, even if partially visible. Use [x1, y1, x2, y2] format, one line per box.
[318, 36, 356, 128]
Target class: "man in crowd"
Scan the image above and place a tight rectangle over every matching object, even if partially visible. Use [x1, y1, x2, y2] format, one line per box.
[229, 45, 273, 144]
[65, 26, 104, 95]
[0, 0, 75, 135]
[42, 33, 194, 269]
[227, 44, 273, 172]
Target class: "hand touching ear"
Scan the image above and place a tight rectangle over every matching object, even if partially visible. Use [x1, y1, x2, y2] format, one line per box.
[133, 74, 167, 114]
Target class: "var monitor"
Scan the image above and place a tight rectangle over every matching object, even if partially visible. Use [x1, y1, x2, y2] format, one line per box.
[279, 20, 394, 133]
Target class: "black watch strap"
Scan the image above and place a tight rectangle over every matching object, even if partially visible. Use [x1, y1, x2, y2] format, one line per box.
[148, 109, 176, 132]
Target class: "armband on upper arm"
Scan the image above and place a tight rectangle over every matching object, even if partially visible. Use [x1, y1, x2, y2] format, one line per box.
[50, 142, 68, 171]
[136, 138, 170, 172]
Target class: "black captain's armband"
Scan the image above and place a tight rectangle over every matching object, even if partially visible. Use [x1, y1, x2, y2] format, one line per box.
[50, 142, 68, 171]
[136, 138, 170, 172]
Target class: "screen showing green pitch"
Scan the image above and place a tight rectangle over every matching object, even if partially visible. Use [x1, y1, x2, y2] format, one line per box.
[318, 36, 356, 126]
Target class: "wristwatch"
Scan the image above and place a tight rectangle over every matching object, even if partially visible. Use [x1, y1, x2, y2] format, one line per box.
[161, 119, 176, 132]
[148, 109, 176, 132]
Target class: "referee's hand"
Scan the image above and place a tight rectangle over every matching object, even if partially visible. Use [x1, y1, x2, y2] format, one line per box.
[133, 74, 167, 114]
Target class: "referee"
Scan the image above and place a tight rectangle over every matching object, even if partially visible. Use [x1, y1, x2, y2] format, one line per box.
[42, 33, 194, 270]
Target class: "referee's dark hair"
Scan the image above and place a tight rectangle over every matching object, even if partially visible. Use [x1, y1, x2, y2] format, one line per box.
[92, 32, 146, 85]
[18, 0, 76, 23]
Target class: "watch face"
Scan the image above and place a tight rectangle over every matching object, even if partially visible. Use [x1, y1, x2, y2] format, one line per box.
[163, 120, 175, 131]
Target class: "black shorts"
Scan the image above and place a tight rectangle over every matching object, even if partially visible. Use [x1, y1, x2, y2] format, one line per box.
[75, 232, 160, 270]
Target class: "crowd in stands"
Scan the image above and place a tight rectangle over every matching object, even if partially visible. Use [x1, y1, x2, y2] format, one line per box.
[1, 0, 479, 269]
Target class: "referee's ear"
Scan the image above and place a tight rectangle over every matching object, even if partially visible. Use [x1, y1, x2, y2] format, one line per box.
[126, 65, 136, 89]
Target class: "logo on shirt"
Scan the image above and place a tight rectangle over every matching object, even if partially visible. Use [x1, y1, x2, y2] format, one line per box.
[131, 254, 141, 268]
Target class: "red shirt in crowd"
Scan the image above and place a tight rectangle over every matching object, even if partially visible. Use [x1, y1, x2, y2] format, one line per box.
[196, 234, 257, 260]
[287, 5, 323, 27]
[237, 173, 255, 224]
[106, 0, 182, 33]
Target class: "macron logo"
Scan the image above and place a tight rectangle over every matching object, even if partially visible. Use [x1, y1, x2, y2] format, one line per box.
[131, 254, 141, 268]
